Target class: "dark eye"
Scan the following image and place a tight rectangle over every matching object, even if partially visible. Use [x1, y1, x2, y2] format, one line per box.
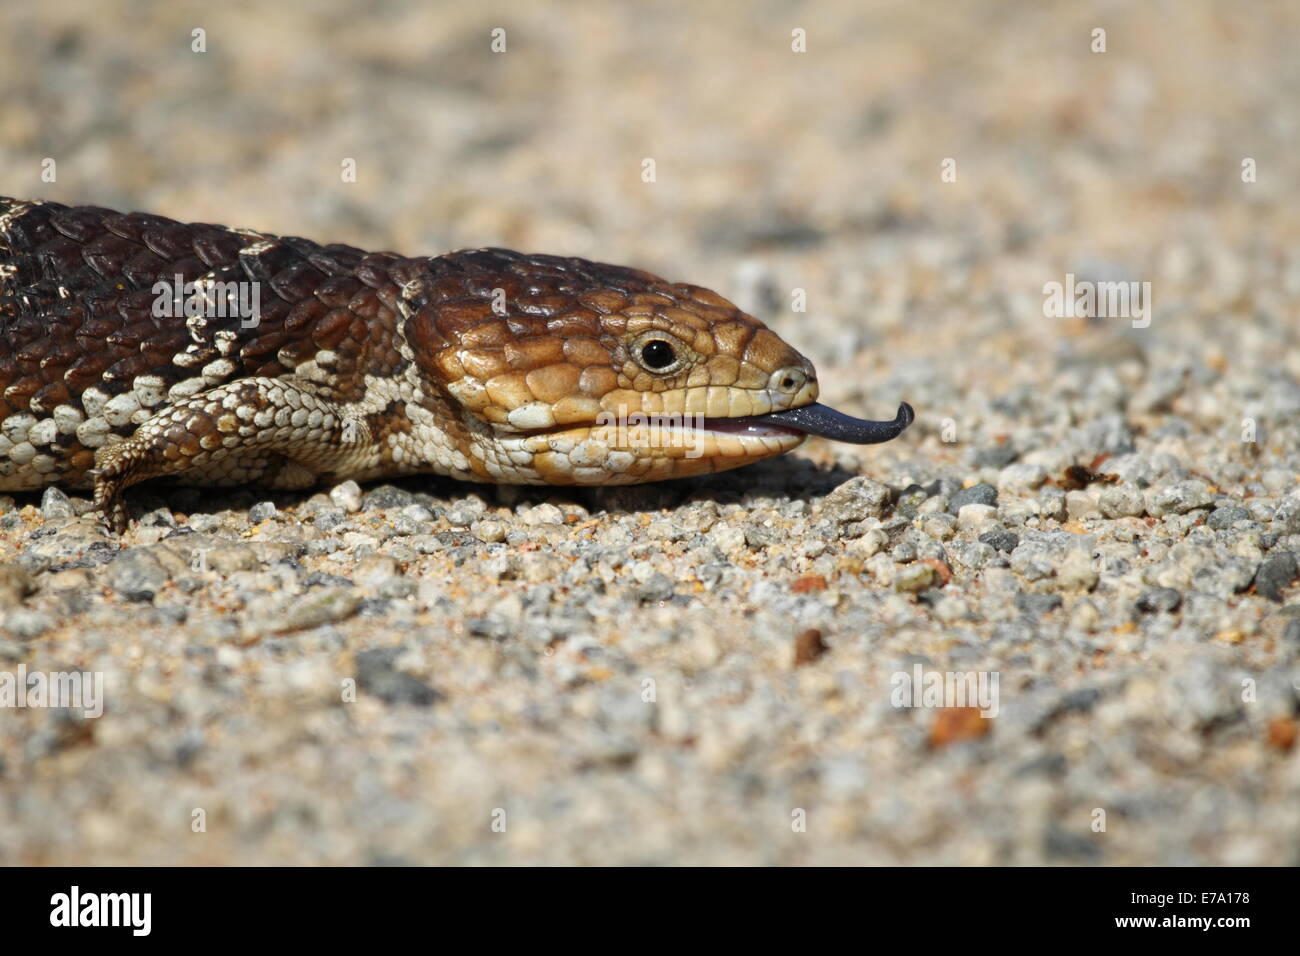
[640, 339, 676, 370]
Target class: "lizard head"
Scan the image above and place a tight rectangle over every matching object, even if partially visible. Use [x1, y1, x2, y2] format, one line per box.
[404, 249, 913, 485]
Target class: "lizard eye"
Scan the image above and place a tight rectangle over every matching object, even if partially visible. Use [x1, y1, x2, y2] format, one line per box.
[639, 339, 677, 370]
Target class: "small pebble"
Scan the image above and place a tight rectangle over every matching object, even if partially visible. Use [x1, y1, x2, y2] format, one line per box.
[1015, 592, 1063, 617]
[329, 481, 364, 513]
[820, 477, 892, 523]
[895, 563, 937, 593]
[1135, 588, 1183, 614]
[248, 501, 278, 523]
[471, 518, 508, 543]
[40, 487, 76, 520]
[949, 483, 999, 513]
[978, 529, 1019, 553]
[957, 503, 997, 530]
[1099, 486, 1146, 519]
[1254, 553, 1298, 603]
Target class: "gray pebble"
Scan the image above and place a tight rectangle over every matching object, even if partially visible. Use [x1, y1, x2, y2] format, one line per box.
[362, 485, 421, 510]
[444, 504, 479, 528]
[186, 513, 223, 533]
[1253, 552, 1298, 603]
[248, 501, 278, 523]
[949, 483, 998, 512]
[1191, 558, 1257, 599]
[355, 647, 441, 706]
[40, 487, 76, 520]
[743, 524, 781, 549]
[1272, 494, 1300, 534]
[466, 615, 512, 639]
[277, 588, 361, 632]
[820, 477, 892, 523]
[313, 509, 347, 532]
[1135, 588, 1182, 613]
[979, 529, 1019, 553]
[636, 573, 676, 603]
[1014, 592, 1063, 617]
[1208, 505, 1250, 530]
[1146, 480, 1213, 517]
[107, 549, 171, 602]
[1097, 489, 1149, 520]
[973, 444, 1019, 468]
[948, 540, 997, 570]
[1037, 488, 1068, 521]
[997, 463, 1048, 494]
[139, 508, 178, 529]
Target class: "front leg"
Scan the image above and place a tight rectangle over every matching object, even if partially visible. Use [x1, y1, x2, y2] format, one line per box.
[90, 376, 368, 530]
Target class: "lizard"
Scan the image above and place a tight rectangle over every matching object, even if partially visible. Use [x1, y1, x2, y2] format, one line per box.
[0, 196, 913, 530]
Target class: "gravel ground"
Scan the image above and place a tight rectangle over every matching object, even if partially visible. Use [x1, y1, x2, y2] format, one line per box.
[2, 0, 1300, 865]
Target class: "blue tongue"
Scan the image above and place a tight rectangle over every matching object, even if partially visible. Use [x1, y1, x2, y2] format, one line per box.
[758, 402, 914, 444]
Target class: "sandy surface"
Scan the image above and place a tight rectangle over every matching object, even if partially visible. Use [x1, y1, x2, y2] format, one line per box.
[2, 0, 1299, 864]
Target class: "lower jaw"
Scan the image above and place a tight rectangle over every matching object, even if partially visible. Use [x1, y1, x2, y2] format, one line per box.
[489, 424, 807, 484]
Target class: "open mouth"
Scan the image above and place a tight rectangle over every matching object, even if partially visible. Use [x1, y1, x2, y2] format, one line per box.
[703, 402, 915, 444]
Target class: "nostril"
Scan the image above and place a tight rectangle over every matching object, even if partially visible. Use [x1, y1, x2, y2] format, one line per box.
[772, 367, 807, 394]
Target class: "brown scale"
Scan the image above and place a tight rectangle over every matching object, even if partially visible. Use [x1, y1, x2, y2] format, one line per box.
[402, 246, 776, 419]
[0, 196, 417, 484]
